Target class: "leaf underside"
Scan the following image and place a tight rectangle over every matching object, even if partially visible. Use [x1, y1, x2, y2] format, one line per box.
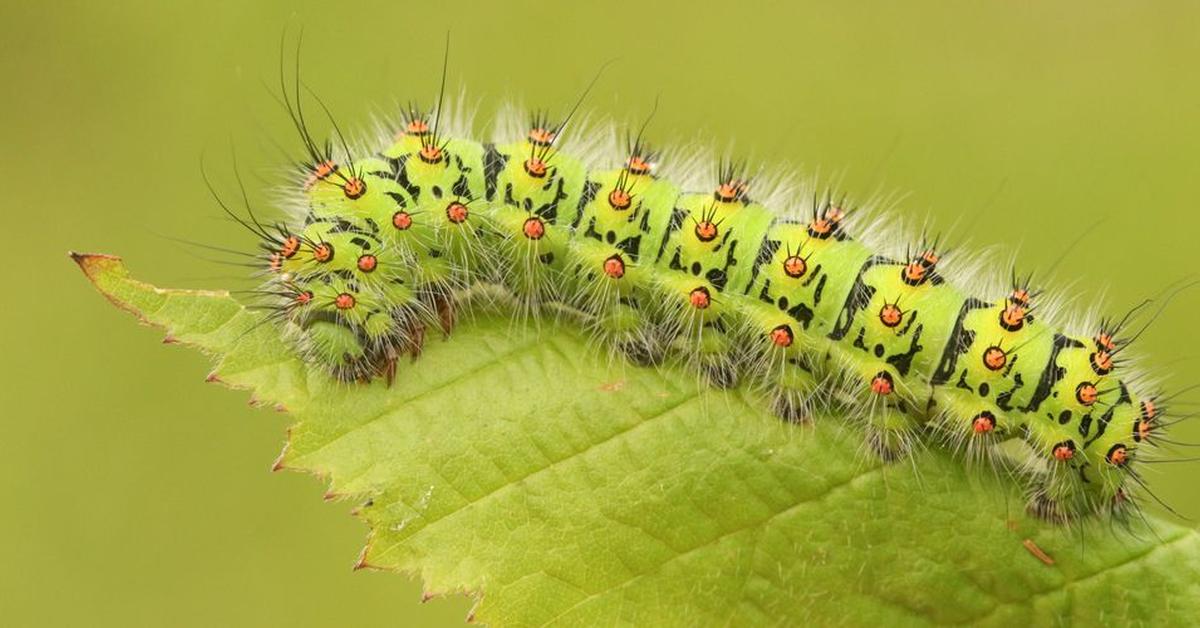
[75, 253, 1200, 627]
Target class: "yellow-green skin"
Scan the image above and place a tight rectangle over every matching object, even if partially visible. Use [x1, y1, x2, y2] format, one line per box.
[261, 126, 1150, 520]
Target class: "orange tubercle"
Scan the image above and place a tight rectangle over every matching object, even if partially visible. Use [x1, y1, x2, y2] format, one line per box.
[603, 255, 625, 279]
[870, 372, 894, 396]
[343, 177, 366, 199]
[522, 217, 546, 240]
[769, 325, 793, 348]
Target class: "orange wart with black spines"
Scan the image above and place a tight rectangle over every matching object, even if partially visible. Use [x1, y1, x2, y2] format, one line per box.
[807, 201, 846, 240]
[692, 203, 724, 243]
[196, 46, 1197, 527]
[780, 241, 811, 280]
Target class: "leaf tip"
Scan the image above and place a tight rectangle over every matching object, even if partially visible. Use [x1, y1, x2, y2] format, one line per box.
[68, 251, 123, 277]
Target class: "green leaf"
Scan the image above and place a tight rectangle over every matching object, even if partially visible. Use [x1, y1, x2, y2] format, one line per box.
[74, 252, 1200, 626]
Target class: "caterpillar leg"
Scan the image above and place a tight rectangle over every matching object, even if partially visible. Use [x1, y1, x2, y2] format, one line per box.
[601, 302, 665, 367]
[928, 390, 1009, 467]
[736, 306, 819, 422]
[769, 367, 819, 423]
[433, 291, 456, 337]
[849, 362, 924, 461]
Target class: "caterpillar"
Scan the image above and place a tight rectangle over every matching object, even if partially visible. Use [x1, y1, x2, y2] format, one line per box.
[231, 54, 1188, 526]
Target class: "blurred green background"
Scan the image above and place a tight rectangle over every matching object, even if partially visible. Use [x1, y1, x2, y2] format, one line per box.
[3, 1, 1198, 625]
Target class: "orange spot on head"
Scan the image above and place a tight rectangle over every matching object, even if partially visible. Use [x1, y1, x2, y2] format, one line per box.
[1095, 332, 1116, 351]
[357, 254, 377, 272]
[603, 255, 625, 279]
[313, 242, 334, 263]
[770, 325, 794, 348]
[983, 346, 1007, 371]
[295, 290, 313, 305]
[689, 286, 711, 309]
[1106, 444, 1128, 466]
[1053, 441, 1076, 462]
[608, 188, 631, 210]
[334, 292, 356, 310]
[418, 144, 443, 164]
[392, 211, 412, 230]
[522, 216, 545, 240]
[879, 303, 903, 328]
[626, 155, 652, 175]
[714, 180, 746, 202]
[528, 127, 555, 146]
[782, 255, 807, 279]
[870, 371, 894, 396]
[694, 220, 718, 242]
[1075, 382, 1099, 406]
[972, 411, 996, 434]
[524, 158, 548, 178]
[446, 201, 469, 224]
[343, 177, 366, 199]
[281, 235, 301, 259]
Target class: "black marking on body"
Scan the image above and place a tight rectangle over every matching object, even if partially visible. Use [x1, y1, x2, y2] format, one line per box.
[311, 217, 380, 241]
[1022, 334, 1086, 412]
[452, 174, 472, 199]
[483, 144, 506, 201]
[616, 235, 643, 260]
[996, 373, 1025, 410]
[829, 257, 886, 341]
[504, 176, 567, 223]
[930, 298, 992, 385]
[655, 208, 689, 262]
[886, 324, 924, 376]
[744, 236, 781, 294]
[573, 180, 602, 230]
[1083, 382, 1131, 448]
[385, 191, 410, 208]
[391, 155, 422, 200]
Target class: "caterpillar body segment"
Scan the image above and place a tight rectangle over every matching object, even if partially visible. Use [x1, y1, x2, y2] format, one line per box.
[254, 102, 1165, 522]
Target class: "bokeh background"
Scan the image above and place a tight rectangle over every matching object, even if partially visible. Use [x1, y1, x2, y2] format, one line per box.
[3, 1, 1198, 625]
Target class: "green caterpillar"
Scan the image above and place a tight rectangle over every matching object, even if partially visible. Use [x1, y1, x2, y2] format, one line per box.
[252, 81, 1172, 524]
